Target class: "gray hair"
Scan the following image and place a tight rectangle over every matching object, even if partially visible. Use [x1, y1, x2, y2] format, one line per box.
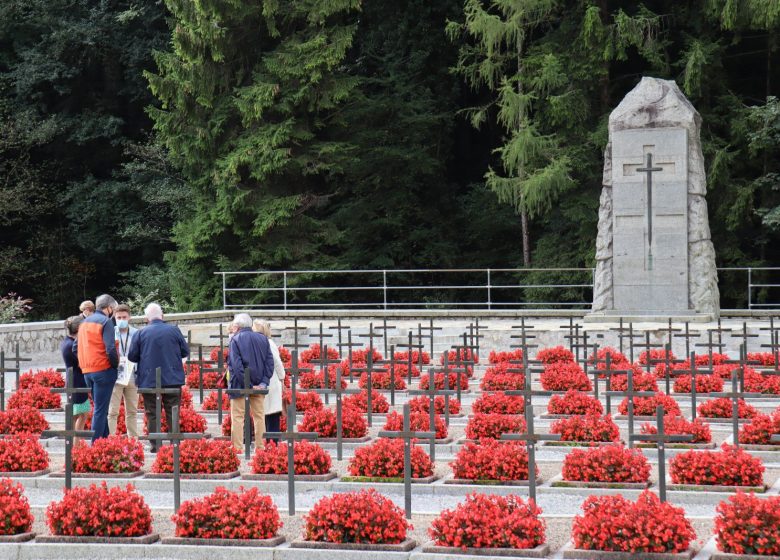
[144, 302, 163, 320]
[252, 319, 272, 337]
[95, 294, 118, 311]
[233, 313, 253, 329]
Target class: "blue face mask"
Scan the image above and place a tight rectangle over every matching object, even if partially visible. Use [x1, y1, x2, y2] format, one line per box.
[117, 319, 129, 329]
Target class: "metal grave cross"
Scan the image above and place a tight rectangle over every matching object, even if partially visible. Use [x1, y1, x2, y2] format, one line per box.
[285, 350, 312, 415]
[468, 319, 484, 358]
[500, 401, 560, 503]
[596, 354, 636, 414]
[187, 343, 213, 403]
[42, 402, 94, 490]
[137, 367, 182, 435]
[350, 350, 382, 427]
[418, 319, 443, 356]
[441, 352, 468, 402]
[283, 318, 309, 356]
[316, 344, 341, 405]
[396, 330, 426, 384]
[313, 367, 359, 460]
[610, 320, 642, 362]
[0, 351, 18, 411]
[378, 403, 435, 519]
[731, 322, 759, 354]
[339, 330, 363, 383]
[661, 319, 682, 350]
[377, 346, 399, 406]
[559, 318, 584, 361]
[208, 323, 229, 364]
[265, 403, 319, 515]
[674, 322, 699, 359]
[327, 318, 351, 358]
[605, 367, 656, 449]
[708, 354, 764, 447]
[408, 368, 456, 461]
[311, 322, 333, 358]
[635, 153, 663, 269]
[630, 406, 693, 502]
[142, 406, 202, 512]
[373, 318, 397, 359]
[229, 366, 269, 460]
[673, 351, 712, 421]
[636, 331, 663, 373]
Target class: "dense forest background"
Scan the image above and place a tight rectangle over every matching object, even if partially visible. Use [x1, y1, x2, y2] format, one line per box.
[1, 0, 779, 319]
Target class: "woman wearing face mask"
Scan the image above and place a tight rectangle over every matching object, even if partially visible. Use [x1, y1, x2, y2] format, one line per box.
[107, 304, 139, 437]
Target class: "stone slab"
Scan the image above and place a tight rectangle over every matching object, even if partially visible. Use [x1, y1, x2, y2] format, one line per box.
[421, 543, 549, 558]
[0, 543, 274, 560]
[340, 475, 439, 484]
[0, 532, 34, 543]
[160, 535, 285, 547]
[0, 469, 49, 478]
[144, 471, 240, 480]
[551, 479, 650, 489]
[444, 478, 543, 487]
[563, 546, 694, 560]
[241, 471, 337, 481]
[711, 553, 780, 560]
[35, 533, 160, 544]
[290, 538, 417, 552]
[50, 470, 143, 479]
[667, 483, 766, 493]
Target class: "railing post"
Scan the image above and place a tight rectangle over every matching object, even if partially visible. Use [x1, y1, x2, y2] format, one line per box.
[487, 269, 492, 310]
[748, 267, 752, 310]
[283, 272, 288, 311]
[383, 270, 388, 310]
[222, 273, 227, 309]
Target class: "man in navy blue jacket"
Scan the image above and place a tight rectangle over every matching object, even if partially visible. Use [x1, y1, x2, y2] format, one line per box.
[127, 302, 189, 452]
[228, 313, 274, 452]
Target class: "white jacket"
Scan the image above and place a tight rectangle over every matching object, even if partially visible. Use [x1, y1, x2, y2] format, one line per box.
[265, 339, 286, 415]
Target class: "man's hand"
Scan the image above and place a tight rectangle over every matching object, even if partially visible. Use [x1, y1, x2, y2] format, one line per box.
[253, 384, 267, 390]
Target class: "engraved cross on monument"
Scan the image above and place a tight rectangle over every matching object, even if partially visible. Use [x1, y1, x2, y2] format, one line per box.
[590, 77, 719, 321]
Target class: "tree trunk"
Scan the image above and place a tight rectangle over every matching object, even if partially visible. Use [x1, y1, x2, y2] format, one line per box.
[521, 209, 531, 266]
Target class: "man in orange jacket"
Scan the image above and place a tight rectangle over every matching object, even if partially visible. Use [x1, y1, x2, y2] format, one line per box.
[75, 293, 119, 442]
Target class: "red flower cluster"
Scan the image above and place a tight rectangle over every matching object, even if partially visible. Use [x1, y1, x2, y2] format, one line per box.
[143, 406, 208, 434]
[715, 492, 780, 555]
[451, 440, 536, 481]
[185, 365, 221, 389]
[562, 445, 650, 483]
[300, 344, 339, 363]
[72, 436, 143, 473]
[608, 370, 658, 392]
[408, 395, 461, 415]
[465, 413, 526, 440]
[551, 414, 620, 442]
[299, 367, 348, 390]
[670, 444, 764, 486]
[210, 347, 229, 363]
[304, 489, 410, 544]
[480, 372, 526, 391]
[419, 371, 469, 391]
[359, 371, 406, 390]
[394, 350, 430, 364]
[380, 362, 421, 379]
[618, 392, 680, 417]
[698, 398, 758, 419]
[343, 390, 389, 413]
[0, 435, 48, 472]
[351, 347, 383, 364]
[430, 493, 545, 550]
[589, 347, 629, 366]
[151, 439, 240, 474]
[298, 408, 368, 438]
[540, 362, 591, 392]
[484, 361, 521, 376]
[747, 352, 776, 366]
[743, 368, 780, 394]
[536, 345, 574, 364]
[488, 349, 524, 364]
[46, 482, 152, 537]
[442, 348, 478, 365]
[547, 390, 603, 416]
[278, 346, 291, 365]
[250, 440, 331, 475]
[673, 374, 723, 393]
[19, 368, 64, 389]
[282, 389, 323, 412]
[201, 391, 230, 411]
[8, 384, 61, 410]
[572, 491, 694, 553]
[0, 406, 49, 435]
[173, 486, 281, 539]
[640, 416, 712, 444]
[638, 348, 676, 366]
[384, 410, 447, 439]
[472, 392, 525, 415]
[0, 479, 33, 535]
[348, 438, 433, 478]
[739, 413, 780, 445]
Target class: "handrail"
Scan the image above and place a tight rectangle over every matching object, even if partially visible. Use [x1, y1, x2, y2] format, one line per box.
[215, 267, 780, 310]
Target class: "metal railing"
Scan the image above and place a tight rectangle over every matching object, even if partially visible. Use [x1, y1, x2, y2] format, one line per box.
[215, 267, 780, 311]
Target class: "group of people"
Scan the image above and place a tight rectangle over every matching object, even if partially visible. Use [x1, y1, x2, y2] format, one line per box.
[61, 296, 284, 453]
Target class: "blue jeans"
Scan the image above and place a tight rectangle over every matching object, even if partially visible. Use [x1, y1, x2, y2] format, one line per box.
[84, 368, 117, 442]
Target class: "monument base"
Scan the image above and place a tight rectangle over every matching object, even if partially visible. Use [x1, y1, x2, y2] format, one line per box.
[583, 311, 716, 324]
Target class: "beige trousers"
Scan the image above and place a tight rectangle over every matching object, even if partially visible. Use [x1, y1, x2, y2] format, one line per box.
[108, 377, 139, 438]
[231, 395, 265, 452]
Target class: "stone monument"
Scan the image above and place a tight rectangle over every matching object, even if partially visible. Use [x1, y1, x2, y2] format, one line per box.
[590, 77, 719, 319]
